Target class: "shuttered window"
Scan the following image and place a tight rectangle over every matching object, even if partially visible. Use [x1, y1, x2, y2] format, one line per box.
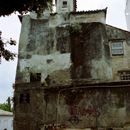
[111, 41, 124, 56]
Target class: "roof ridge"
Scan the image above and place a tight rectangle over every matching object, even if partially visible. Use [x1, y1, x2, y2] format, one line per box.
[106, 24, 130, 34]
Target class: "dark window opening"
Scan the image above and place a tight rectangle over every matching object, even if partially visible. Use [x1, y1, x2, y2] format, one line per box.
[62, 1, 67, 8]
[107, 128, 113, 130]
[19, 93, 30, 104]
[30, 73, 41, 82]
[47, 59, 53, 64]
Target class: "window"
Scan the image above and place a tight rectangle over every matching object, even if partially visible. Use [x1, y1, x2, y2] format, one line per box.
[30, 73, 41, 82]
[118, 70, 130, 80]
[62, 1, 67, 8]
[20, 93, 30, 104]
[111, 41, 124, 56]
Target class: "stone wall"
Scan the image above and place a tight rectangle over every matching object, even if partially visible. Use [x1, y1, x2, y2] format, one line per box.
[14, 82, 130, 130]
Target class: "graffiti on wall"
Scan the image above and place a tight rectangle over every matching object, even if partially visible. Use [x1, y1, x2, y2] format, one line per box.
[68, 105, 100, 124]
[57, 89, 125, 126]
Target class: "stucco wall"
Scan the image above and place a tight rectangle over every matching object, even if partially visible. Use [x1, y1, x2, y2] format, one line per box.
[14, 8, 130, 130]
[14, 83, 130, 130]
[16, 18, 72, 85]
[16, 22, 113, 84]
[70, 23, 112, 81]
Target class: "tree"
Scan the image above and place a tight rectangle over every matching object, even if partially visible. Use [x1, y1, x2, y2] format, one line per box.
[0, 31, 16, 62]
[0, 0, 52, 16]
[0, 97, 12, 112]
[0, 0, 53, 62]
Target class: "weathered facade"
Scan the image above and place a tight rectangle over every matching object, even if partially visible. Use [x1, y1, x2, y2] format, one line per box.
[14, 0, 130, 130]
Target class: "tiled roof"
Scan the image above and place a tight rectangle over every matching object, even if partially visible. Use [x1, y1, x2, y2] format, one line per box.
[0, 109, 13, 116]
[50, 8, 107, 16]
[70, 8, 107, 15]
[106, 24, 130, 34]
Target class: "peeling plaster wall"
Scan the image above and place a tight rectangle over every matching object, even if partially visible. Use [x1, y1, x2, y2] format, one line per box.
[55, 87, 127, 128]
[18, 15, 31, 58]
[14, 10, 130, 130]
[16, 18, 72, 85]
[16, 10, 106, 84]
[19, 53, 71, 84]
[14, 83, 130, 130]
[17, 22, 112, 83]
[70, 23, 112, 81]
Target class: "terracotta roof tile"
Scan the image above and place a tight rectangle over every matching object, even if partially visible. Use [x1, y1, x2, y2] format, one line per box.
[70, 8, 107, 15]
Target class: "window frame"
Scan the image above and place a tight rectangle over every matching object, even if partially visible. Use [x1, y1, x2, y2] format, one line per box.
[62, 1, 67, 8]
[110, 40, 124, 56]
[118, 70, 130, 81]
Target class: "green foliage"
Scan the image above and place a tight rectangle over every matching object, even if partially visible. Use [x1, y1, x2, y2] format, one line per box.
[69, 23, 82, 34]
[0, 103, 12, 112]
[0, 31, 16, 62]
[0, 1, 53, 61]
[0, 0, 53, 16]
[0, 97, 12, 112]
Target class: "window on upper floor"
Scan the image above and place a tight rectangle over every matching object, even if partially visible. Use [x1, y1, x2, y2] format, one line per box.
[62, 1, 67, 8]
[110, 41, 124, 56]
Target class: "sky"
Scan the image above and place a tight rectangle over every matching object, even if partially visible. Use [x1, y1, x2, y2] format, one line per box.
[0, 0, 128, 103]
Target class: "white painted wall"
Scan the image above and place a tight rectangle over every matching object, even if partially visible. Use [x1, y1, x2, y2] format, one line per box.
[0, 116, 13, 130]
[19, 53, 71, 83]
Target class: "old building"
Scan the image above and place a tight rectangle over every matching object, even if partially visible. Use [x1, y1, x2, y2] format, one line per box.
[14, 0, 130, 130]
[125, 0, 130, 31]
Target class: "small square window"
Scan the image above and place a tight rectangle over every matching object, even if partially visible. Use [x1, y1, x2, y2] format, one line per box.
[111, 41, 124, 56]
[62, 1, 67, 8]
[118, 70, 130, 80]
[30, 73, 41, 82]
[20, 93, 30, 104]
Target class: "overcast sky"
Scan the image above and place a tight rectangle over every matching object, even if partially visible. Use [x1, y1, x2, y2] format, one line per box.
[0, 0, 128, 103]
